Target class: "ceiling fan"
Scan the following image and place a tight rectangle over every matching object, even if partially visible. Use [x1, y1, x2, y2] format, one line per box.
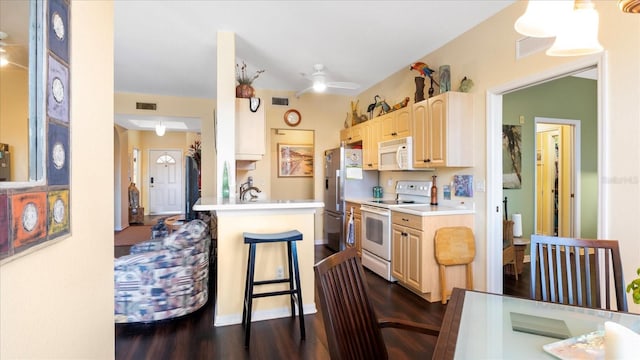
[0, 31, 28, 70]
[295, 64, 360, 98]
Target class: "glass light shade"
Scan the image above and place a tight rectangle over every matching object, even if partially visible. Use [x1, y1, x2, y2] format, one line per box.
[515, 0, 574, 38]
[546, 3, 603, 56]
[313, 73, 327, 92]
[313, 80, 327, 92]
[0, 56, 8, 67]
[155, 123, 166, 136]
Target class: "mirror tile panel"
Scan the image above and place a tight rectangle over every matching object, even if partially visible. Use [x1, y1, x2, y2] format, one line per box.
[0, 0, 71, 263]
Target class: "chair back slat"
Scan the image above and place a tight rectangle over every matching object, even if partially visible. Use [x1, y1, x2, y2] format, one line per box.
[315, 248, 388, 360]
[554, 243, 563, 303]
[563, 245, 574, 305]
[530, 235, 628, 312]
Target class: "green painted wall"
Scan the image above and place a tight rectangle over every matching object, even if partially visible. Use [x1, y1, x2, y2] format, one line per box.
[503, 76, 597, 239]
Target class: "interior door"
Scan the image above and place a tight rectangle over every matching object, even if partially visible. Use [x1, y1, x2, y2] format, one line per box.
[535, 122, 576, 237]
[149, 149, 183, 214]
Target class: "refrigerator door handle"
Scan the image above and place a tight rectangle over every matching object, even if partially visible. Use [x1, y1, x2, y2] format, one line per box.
[335, 169, 340, 212]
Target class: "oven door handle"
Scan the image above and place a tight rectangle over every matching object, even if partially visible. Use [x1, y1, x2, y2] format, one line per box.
[360, 205, 390, 216]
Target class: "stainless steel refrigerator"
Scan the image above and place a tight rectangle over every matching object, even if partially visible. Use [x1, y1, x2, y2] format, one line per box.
[323, 146, 378, 251]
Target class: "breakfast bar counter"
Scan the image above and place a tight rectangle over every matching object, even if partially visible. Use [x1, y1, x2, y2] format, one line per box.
[194, 197, 324, 327]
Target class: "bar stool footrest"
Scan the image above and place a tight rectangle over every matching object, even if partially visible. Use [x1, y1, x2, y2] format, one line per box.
[253, 290, 298, 298]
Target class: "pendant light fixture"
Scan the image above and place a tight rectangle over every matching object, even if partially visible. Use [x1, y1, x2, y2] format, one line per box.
[514, 0, 574, 38]
[155, 121, 166, 136]
[547, 0, 603, 56]
[515, 0, 604, 57]
[619, 0, 640, 13]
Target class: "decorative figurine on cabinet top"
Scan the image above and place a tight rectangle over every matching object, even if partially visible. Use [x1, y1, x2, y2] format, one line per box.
[410, 61, 440, 98]
[350, 100, 369, 125]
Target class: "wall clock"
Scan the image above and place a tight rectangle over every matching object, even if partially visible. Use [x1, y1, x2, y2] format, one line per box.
[284, 109, 301, 127]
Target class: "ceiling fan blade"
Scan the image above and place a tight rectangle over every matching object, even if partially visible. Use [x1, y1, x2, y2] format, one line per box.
[327, 81, 360, 90]
[295, 86, 313, 98]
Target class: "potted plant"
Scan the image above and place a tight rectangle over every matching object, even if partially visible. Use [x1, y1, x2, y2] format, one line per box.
[627, 268, 640, 304]
[188, 139, 201, 187]
[236, 61, 264, 98]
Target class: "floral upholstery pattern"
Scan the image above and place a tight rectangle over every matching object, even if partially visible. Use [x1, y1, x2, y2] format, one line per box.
[114, 219, 210, 323]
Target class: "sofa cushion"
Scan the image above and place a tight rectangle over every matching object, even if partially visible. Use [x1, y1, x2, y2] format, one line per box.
[163, 219, 208, 251]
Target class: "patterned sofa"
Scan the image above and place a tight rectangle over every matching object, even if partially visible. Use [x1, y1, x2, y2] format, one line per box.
[114, 219, 210, 323]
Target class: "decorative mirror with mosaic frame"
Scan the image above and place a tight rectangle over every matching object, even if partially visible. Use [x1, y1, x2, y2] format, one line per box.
[0, 0, 71, 264]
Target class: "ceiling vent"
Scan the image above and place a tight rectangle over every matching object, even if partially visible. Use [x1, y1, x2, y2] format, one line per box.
[271, 97, 289, 106]
[136, 102, 157, 110]
[516, 36, 554, 59]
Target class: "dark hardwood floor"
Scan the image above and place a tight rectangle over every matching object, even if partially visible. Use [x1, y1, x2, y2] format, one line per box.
[115, 245, 529, 359]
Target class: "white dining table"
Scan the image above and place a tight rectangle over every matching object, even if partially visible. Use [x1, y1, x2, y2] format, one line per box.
[433, 288, 640, 359]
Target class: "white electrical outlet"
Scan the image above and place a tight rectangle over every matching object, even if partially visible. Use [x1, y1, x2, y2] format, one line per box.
[276, 266, 284, 279]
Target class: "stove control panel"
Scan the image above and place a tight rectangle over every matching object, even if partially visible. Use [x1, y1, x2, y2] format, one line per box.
[395, 181, 432, 197]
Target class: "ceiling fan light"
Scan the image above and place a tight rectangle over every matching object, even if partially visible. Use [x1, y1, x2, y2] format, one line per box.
[155, 122, 166, 136]
[546, 1, 603, 56]
[515, 0, 574, 37]
[313, 81, 327, 92]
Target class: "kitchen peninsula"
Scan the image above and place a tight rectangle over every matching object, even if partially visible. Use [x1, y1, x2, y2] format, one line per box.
[193, 197, 323, 326]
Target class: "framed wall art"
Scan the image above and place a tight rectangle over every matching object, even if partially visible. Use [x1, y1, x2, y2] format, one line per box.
[278, 144, 313, 177]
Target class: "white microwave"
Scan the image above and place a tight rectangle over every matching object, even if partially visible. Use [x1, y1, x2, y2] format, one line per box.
[378, 136, 415, 171]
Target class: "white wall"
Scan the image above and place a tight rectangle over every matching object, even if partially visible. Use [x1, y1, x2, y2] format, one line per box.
[0, 1, 115, 357]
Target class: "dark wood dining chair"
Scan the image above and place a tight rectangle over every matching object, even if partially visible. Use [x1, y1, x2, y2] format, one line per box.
[314, 247, 440, 360]
[502, 220, 518, 280]
[530, 235, 628, 312]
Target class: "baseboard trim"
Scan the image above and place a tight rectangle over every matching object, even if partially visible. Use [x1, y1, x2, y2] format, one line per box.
[214, 303, 317, 327]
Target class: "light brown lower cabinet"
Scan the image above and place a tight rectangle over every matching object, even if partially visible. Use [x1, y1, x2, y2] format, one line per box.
[391, 211, 474, 303]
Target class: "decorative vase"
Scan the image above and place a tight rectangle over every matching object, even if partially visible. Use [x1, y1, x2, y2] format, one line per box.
[235, 84, 254, 98]
[222, 161, 230, 199]
[439, 65, 451, 94]
[414, 76, 425, 102]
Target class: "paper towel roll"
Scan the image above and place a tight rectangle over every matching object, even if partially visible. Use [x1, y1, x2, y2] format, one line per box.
[512, 213, 523, 238]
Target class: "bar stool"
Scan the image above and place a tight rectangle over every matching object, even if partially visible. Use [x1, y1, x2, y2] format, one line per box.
[434, 226, 475, 304]
[241, 230, 305, 347]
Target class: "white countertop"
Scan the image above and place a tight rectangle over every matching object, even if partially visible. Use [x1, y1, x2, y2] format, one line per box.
[193, 197, 324, 211]
[346, 197, 475, 216]
[391, 204, 475, 216]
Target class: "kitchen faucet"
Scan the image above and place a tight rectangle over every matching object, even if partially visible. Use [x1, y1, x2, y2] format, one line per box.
[239, 176, 261, 201]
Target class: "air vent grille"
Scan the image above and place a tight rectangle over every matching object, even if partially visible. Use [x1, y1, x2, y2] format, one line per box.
[272, 97, 289, 106]
[516, 36, 554, 59]
[136, 102, 157, 110]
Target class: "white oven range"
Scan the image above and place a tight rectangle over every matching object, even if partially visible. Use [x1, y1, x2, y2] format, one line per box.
[359, 180, 432, 281]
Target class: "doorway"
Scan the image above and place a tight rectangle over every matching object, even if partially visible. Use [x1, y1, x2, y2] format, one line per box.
[535, 119, 580, 238]
[488, 58, 604, 294]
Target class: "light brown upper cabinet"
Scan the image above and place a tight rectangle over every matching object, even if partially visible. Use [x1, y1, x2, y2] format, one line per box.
[412, 92, 473, 168]
[380, 106, 412, 141]
[236, 98, 266, 161]
[362, 117, 381, 170]
[340, 123, 363, 144]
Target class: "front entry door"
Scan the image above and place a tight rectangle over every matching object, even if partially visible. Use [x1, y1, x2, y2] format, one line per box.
[149, 149, 183, 214]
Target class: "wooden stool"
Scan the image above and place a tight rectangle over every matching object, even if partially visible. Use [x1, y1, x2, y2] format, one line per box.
[242, 230, 305, 347]
[434, 227, 475, 304]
